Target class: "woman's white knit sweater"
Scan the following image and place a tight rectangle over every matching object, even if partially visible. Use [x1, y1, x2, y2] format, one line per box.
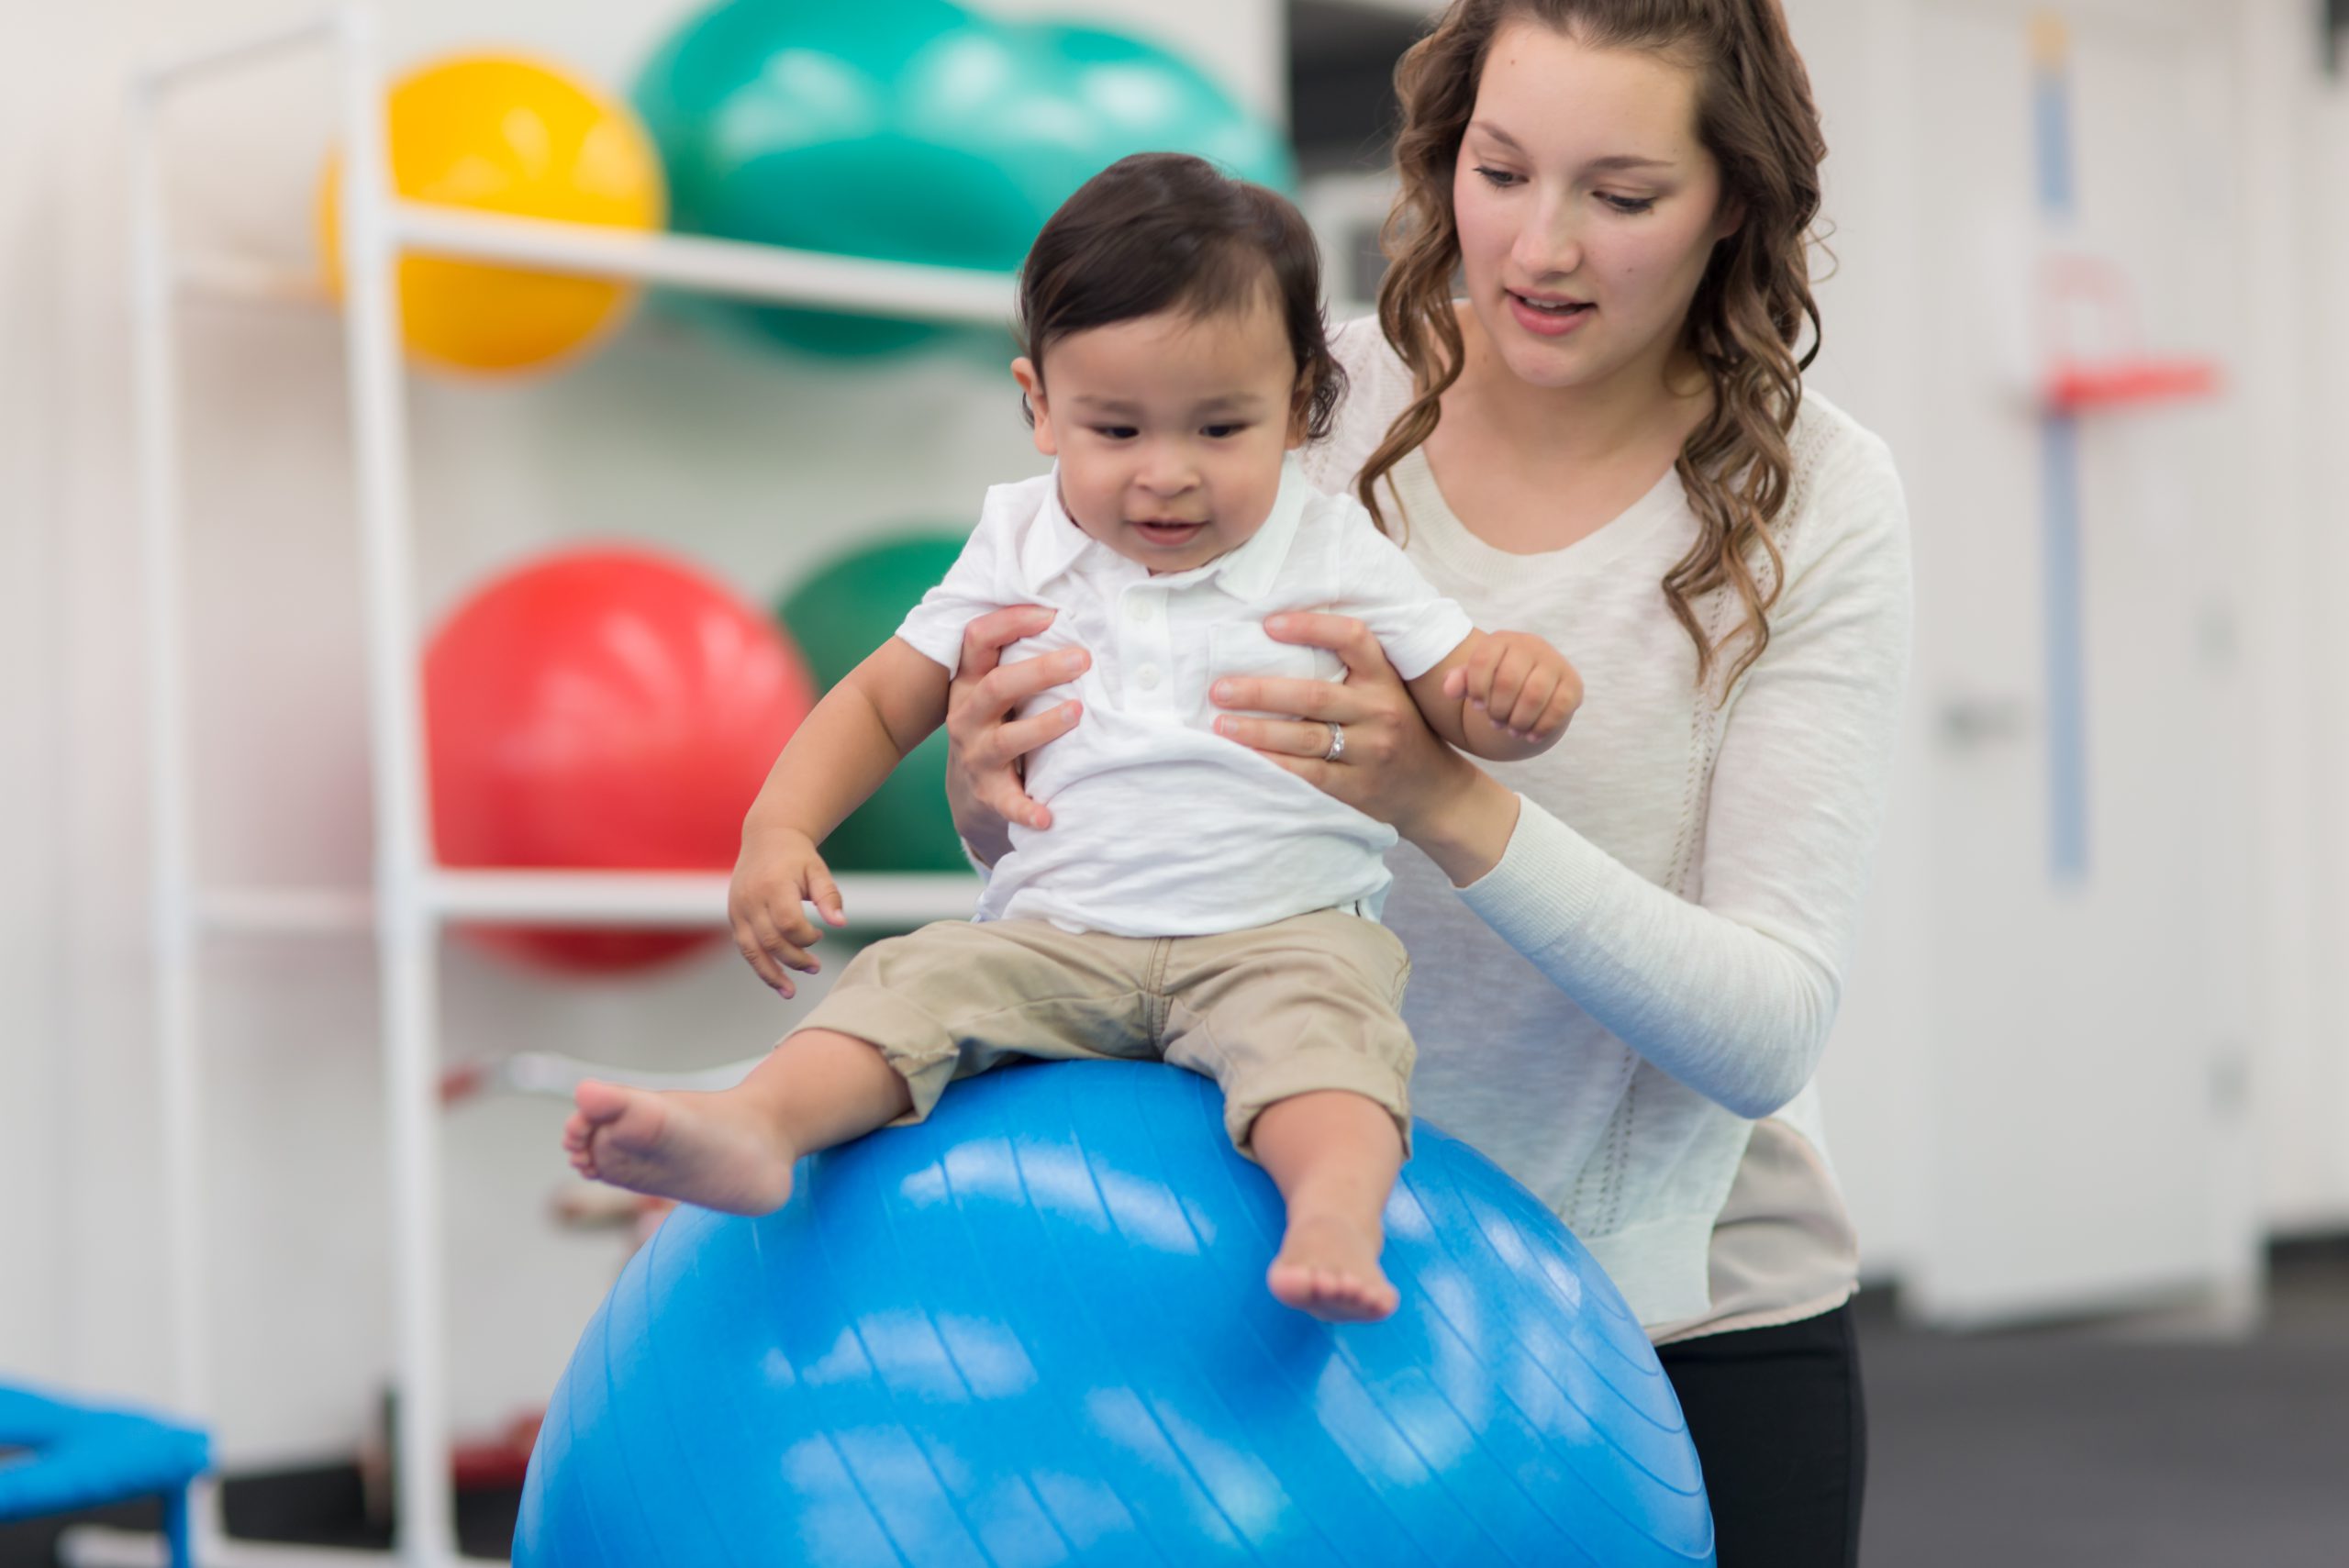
[1303, 319, 1913, 1326]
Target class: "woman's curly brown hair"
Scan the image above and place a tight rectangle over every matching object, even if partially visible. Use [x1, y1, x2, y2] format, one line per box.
[1361, 0, 1827, 693]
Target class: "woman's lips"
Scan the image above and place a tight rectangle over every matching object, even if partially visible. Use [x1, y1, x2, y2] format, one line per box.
[1507, 290, 1594, 338]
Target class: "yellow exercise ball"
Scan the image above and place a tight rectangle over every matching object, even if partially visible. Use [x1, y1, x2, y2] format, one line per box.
[319, 54, 666, 375]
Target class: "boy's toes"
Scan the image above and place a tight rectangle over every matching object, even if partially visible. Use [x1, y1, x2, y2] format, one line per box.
[572, 1078, 631, 1126]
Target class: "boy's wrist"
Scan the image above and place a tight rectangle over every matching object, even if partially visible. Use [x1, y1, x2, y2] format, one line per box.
[740, 814, 818, 854]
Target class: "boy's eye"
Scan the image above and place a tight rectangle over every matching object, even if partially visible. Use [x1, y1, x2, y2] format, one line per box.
[1091, 426, 1139, 440]
[1473, 165, 1522, 189]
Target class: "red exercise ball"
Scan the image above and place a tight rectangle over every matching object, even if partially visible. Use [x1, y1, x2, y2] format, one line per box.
[426, 547, 815, 974]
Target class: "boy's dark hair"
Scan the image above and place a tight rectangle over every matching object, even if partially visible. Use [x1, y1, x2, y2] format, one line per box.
[1015, 152, 1346, 441]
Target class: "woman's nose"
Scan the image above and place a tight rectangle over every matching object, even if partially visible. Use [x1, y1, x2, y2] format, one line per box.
[1510, 195, 1584, 280]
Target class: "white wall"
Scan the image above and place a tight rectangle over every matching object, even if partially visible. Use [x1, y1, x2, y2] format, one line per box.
[1777, 0, 1939, 1280]
[2283, 63, 2349, 1234]
[5, 0, 1286, 1466]
[0, 11, 75, 1386]
[1792, 0, 2341, 1312]
[2261, 52, 2349, 1235]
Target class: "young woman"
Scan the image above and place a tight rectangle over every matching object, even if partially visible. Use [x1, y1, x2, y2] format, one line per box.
[943, 3, 1908, 1560]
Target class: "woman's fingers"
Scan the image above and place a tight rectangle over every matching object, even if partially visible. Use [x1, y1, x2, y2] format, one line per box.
[989, 698, 1083, 771]
[955, 649, 1088, 742]
[958, 685, 1085, 830]
[956, 604, 1056, 682]
[1214, 714, 1339, 758]
[1262, 610, 1386, 675]
[1213, 673, 1348, 721]
[976, 699, 1075, 830]
[984, 775, 1053, 830]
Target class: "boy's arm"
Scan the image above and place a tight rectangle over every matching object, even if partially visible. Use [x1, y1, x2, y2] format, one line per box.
[741, 637, 952, 845]
[1322, 501, 1575, 762]
[1406, 629, 1581, 762]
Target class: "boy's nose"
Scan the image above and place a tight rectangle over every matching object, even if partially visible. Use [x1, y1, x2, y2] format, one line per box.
[1135, 454, 1198, 495]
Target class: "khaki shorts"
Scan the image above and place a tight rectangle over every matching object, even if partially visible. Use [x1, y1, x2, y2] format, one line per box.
[791, 907, 1415, 1158]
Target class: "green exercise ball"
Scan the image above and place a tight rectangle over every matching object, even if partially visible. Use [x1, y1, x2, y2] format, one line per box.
[633, 0, 985, 357]
[633, 0, 1293, 359]
[890, 21, 1292, 233]
[779, 533, 972, 872]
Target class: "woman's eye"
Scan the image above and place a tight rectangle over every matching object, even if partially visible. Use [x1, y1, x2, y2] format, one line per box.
[1473, 165, 1522, 189]
[1599, 193, 1657, 215]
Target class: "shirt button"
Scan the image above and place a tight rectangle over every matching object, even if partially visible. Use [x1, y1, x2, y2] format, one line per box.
[1136, 664, 1163, 691]
[1126, 595, 1157, 623]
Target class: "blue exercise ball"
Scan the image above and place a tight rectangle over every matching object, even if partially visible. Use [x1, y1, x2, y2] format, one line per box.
[518, 1062, 1712, 1565]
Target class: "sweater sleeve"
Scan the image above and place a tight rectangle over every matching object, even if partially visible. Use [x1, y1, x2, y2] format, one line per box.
[1453, 430, 1914, 1118]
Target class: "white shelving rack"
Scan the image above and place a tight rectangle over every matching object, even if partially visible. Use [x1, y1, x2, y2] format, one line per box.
[90, 6, 1000, 1563]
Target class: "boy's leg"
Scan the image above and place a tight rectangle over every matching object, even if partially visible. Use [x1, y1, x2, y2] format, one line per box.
[562, 917, 1156, 1216]
[563, 1028, 911, 1216]
[1252, 1089, 1406, 1323]
[1163, 909, 1419, 1324]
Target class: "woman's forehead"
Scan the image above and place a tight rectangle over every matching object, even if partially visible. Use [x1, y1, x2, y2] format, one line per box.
[1473, 20, 1706, 163]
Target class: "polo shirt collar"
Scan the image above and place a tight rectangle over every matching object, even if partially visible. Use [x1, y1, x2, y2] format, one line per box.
[1012, 470, 1087, 589]
[1019, 454, 1312, 603]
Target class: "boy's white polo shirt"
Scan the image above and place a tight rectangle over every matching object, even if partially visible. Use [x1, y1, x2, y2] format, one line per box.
[896, 454, 1475, 938]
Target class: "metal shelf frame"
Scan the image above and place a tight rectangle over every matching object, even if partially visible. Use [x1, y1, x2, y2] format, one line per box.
[96, 7, 993, 1563]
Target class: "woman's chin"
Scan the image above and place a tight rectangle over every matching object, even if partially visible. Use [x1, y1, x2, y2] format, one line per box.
[1490, 333, 1598, 393]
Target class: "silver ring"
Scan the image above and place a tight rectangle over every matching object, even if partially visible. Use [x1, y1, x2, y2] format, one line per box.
[1322, 722, 1346, 763]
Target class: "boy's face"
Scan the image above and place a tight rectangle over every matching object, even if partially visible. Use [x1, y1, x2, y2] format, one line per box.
[1013, 291, 1306, 576]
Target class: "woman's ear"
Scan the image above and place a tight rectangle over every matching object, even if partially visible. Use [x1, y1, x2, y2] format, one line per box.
[1010, 357, 1058, 457]
[1711, 195, 1747, 245]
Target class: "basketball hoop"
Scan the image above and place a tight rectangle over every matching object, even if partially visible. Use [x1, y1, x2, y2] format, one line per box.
[2036, 250, 2222, 413]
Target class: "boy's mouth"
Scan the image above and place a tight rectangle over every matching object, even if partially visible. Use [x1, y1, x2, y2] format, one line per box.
[1130, 518, 1208, 548]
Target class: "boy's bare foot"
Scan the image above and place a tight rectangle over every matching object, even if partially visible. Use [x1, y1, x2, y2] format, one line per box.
[1266, 1211, 1399, 1323]
[562, 1080, 796, 1216]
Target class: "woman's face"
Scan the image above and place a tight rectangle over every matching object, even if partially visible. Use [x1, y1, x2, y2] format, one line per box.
[1452, 19, 1737, 395]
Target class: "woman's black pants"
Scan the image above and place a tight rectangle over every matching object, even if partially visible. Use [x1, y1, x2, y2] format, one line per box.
[1654, 1304, 1868, 1567]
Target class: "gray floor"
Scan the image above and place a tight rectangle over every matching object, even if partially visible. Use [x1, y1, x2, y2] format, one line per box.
[1856, 1243, 2349, 1567]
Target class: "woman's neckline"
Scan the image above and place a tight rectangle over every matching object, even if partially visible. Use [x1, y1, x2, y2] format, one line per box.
[1388, 442, 1685, 576]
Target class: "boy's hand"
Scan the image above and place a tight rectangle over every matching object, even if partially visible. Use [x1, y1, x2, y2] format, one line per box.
[728, 828, 846, 998]
[1444, 630, 1580, 743]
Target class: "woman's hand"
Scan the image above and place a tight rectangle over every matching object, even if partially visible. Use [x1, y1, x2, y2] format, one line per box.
[1211, 613, 1531, 886]
[943, 605, 1088, 867]
[1205, 614, 1458, 830]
